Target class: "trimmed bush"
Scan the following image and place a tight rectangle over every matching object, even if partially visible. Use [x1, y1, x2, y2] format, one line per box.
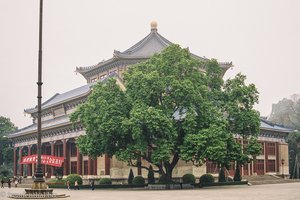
[128, 169, 134, 185]
[147, 166, 155, 184]
[182, 173, 196, 184]
[99, 178, 112, 185]
[158, 175, 167, 184]
[66, 174, 82, 186]
[199, 174, 214, 184]
[132, 176, 145, 185]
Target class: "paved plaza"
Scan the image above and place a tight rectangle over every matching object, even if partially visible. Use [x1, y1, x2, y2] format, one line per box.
[1, 182, 300, 200]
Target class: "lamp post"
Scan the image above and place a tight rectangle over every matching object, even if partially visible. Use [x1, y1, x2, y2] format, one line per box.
[281, 158, 285, 178]
[32, 0, 47, 189]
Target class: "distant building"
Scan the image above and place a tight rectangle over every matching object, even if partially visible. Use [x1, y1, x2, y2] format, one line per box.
[9, 22, 291, 180]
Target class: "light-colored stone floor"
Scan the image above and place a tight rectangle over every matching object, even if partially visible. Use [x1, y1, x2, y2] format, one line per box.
[1, 182, 300, 200]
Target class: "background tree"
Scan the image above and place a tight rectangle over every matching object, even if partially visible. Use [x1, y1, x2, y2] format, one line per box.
[0, 116, 17, 175]
[222, 73, 261, 180]
[269, 95, 300, 178]
[71, 44, 260, 183]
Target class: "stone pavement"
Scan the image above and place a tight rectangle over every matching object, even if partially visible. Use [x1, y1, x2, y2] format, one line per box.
[1, 182, 300, 200]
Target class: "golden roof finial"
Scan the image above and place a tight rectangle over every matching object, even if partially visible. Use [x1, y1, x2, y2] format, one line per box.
[150, 21, 157, 31]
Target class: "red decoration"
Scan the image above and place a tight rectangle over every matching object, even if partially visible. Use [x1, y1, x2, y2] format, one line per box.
[20, 154, 64, 167]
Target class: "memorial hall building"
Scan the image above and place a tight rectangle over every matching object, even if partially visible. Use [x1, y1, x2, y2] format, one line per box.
[9, 22, 292, 181]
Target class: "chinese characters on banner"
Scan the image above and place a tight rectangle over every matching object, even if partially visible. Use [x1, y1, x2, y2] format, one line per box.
[20, 154, 64, 167]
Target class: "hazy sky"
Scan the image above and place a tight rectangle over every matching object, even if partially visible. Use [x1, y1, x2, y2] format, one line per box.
[0, 0, 299, 128]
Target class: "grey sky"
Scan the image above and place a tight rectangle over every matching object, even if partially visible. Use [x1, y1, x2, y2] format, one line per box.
[0, 0, 299, 128]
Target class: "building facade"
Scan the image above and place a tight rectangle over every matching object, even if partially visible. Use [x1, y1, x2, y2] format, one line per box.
[9, 22, 291, 180]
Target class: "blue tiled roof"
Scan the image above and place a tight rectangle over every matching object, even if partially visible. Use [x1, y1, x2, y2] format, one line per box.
[24, 84, 93, 114]
[260, 118, 293, 133]
[8, 115, 70, 138]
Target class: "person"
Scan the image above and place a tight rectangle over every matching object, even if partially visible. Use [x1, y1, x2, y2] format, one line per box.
[8, 179, 11, 189]
[1, 179, 4, 188]
[91, 180, 95, 191]
[74, 180, 79, 190]
[14, 179, 18, 188]
[66, 180, 70, 190]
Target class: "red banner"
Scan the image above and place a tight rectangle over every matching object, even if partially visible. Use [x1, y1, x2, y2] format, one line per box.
[20, 154, 64, 167]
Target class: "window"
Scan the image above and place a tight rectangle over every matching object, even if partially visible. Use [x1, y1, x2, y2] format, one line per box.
[84, 161, 88, 175]
[71, 162, 77, 174]
[53, 106, 65, 118]
[70, 143, 77, 157]
[109, 70, 117, 75]
[267, 143, 275, 155]
[90, 77, 98, 83]
[206, 161, 218, 174]
[100, 74, 107, 80]
[254, 159, 264, 175]
[267, 160, 275, 172]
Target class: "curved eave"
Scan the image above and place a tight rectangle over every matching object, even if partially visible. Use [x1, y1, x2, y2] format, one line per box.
[260, 127, 292, 134]
[219, 62, 233, 76]
[76, 57, 116, 75]
[9, 119, 73, 139]
[24, 89, 92, 115]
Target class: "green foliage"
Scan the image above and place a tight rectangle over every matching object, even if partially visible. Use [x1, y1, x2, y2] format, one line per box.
[132, 176, 145, 185]
[218, 167, 226, 183]
[199, 174, 214, 184]
[0, 169, 9, 177]
[147, 165, 155, 184]
[0, 116, 17, 136]
[128, 169, 134, 184]
[0, 116, 16, 167]
[287, 131, 300, 178]
[99, 178, 112, 185]
[182, 173, 196, 184]
[233, 166, 241, 182]
[66, 174, 82, 186]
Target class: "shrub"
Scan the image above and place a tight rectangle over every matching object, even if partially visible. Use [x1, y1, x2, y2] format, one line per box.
[132, 176, 145, 185]
[66, 174, 82, 186]
[147, 166, 155, 184]
[99, 178, 112, 185]
[233, 167, 241, 182]
[182, 173, 196, 184]
[199, 174, 214, 184]
[128, 169, 134, 184]
[0, 170, 9, 177]
[158, 175, 167, 184]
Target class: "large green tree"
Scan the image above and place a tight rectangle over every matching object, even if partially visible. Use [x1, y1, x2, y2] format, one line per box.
[0, 116, 17, 172]
[71, 44, 260, 182]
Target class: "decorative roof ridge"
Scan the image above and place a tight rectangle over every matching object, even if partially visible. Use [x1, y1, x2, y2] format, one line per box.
[219, 61, 233, 65]
[24, 93, 60, 113]
[76, 57, 116, 73]
[116, 29, 172, 57]
[120, 32, 153, 55]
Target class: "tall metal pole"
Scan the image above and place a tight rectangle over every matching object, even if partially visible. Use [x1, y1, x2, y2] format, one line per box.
[34, 0, 44, 184]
